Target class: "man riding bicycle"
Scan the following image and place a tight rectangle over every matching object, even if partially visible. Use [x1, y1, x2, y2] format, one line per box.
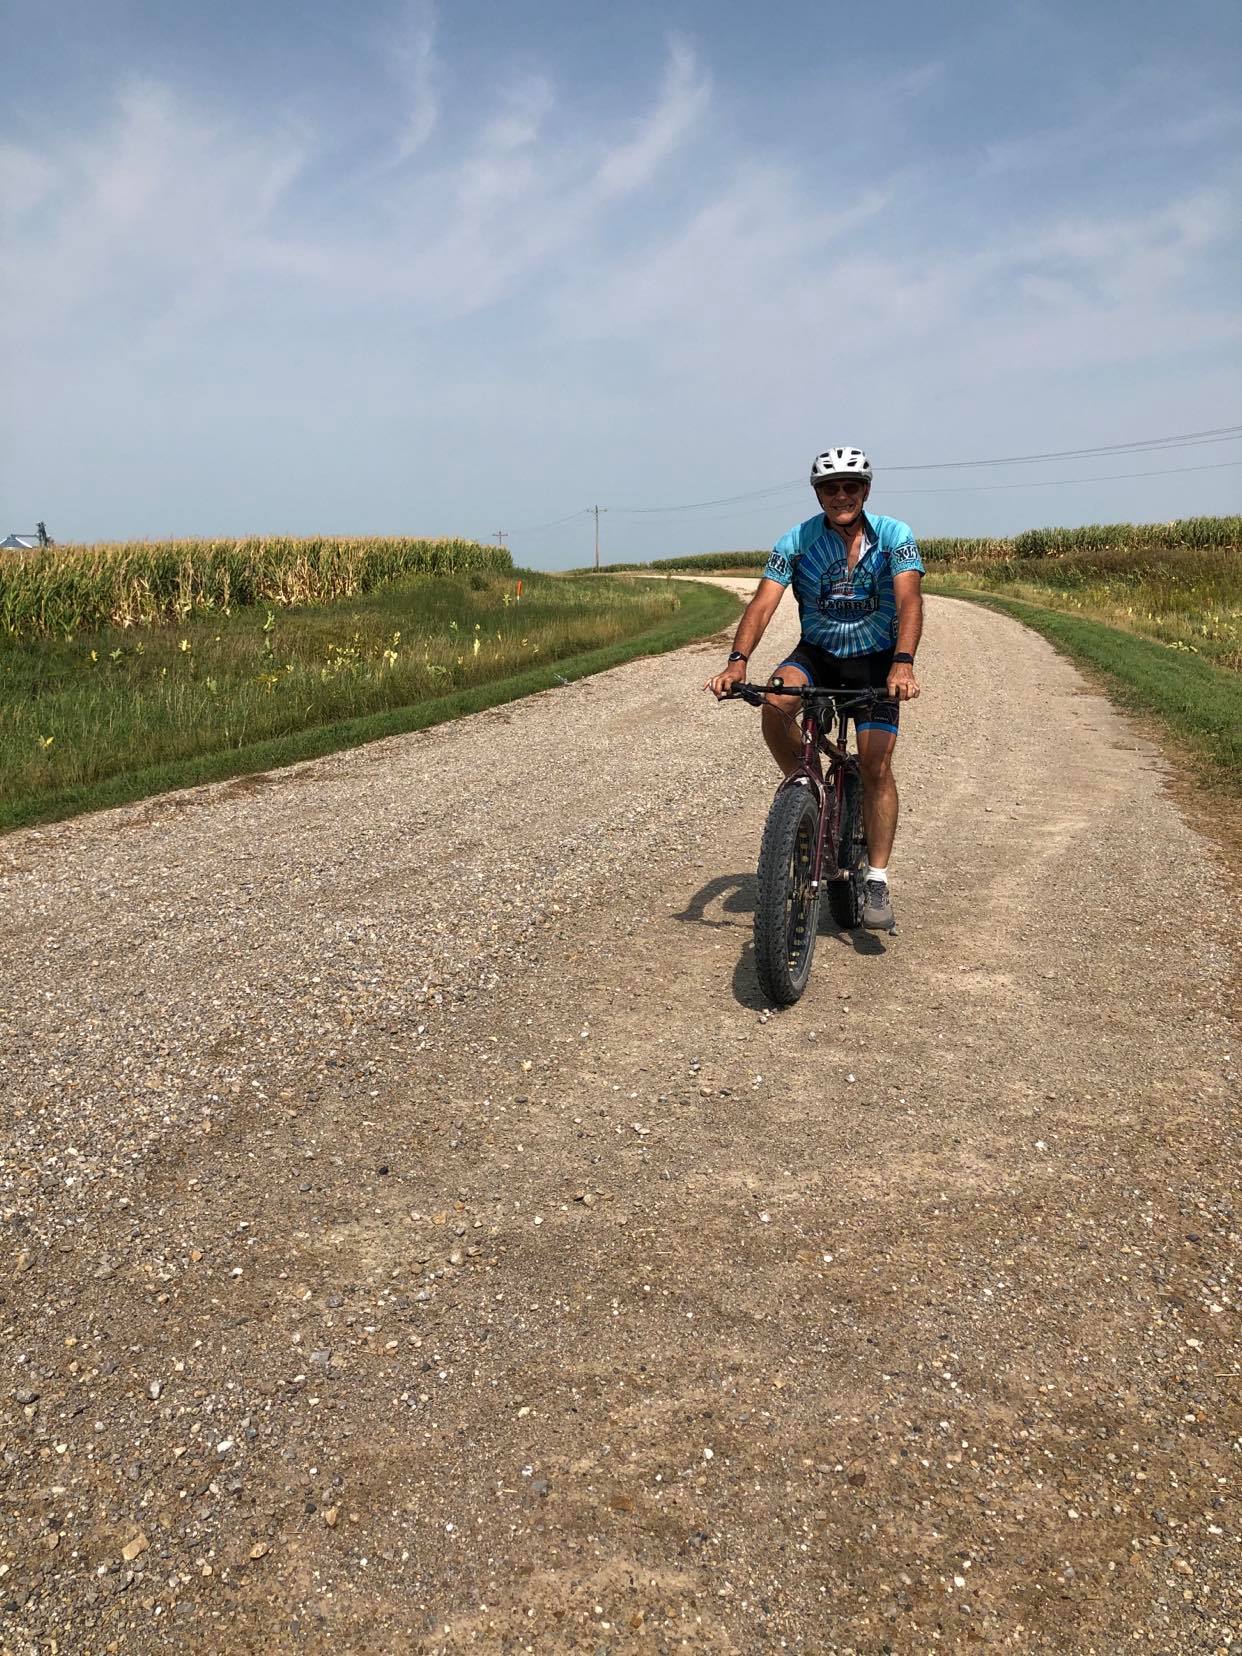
[707, 447, 924, 932]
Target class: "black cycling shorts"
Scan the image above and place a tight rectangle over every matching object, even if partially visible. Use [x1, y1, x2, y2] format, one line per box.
[772, 639, 899, 735]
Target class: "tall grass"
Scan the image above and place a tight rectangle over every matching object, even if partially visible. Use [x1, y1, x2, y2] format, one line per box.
[0, 535, 510, 640]
[0, 569, 689, 807]
[928, 546, 1241, 671]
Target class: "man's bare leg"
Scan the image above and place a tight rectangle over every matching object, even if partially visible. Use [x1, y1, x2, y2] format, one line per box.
[856, 726, 899, 866]
[761, 665, 810, 777]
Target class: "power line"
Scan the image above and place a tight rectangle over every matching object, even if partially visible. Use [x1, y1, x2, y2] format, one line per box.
[503, 425, 1241, 542]
[611, 480, 806, 516]
[559, 458, 1242, 536]
[886, 425, 1242, 474]
[508, 506, 593, 534]
[603, 425, 1242, 517]
[883, 456, 1242, 496]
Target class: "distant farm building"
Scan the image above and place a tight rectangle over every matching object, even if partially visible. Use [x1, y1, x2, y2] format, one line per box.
[1, 533, 40, 550]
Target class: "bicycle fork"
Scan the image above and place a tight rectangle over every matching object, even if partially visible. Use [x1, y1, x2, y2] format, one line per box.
[777, 757, 843, 896]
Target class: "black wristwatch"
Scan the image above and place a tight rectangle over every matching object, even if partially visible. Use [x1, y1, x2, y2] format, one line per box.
[727, 651, 749, 664]
[892, 652, 915, 665]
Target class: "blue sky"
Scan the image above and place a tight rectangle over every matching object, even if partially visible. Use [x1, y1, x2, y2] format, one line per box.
[2, 0, 1239, 566]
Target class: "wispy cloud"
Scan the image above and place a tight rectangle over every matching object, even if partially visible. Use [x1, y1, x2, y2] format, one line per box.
[891, 60, 945, 98]
[0, 82, 306, 351]
[551, 166, 895, 343]
[0, 36, 714, 351]
[980, 70, 1239, 175]
[594, 38, 710, 198]
[389, 0, 439, 162]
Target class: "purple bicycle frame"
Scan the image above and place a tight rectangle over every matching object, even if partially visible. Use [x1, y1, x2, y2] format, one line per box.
[772, 700, 856, 898]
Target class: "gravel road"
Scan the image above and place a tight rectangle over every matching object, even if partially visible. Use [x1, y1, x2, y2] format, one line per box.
[0, 582, 1237, 1654]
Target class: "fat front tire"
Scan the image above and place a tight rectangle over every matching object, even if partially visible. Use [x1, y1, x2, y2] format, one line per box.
[754, 784, 821, 1006]
[826, 769, 866, 930]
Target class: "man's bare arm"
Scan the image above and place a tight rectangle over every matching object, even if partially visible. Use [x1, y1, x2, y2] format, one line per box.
[706, 578, 786, 697]
[887, 570, 924, 701]
[732, 578, 786, 658]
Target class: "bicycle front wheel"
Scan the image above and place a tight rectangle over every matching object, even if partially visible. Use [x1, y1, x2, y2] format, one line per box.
[754, 784, 821, 1006]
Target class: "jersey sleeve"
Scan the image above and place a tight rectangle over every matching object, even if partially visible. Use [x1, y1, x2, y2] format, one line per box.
[761, 529, 797, 587]
[889, 537, 925, 577]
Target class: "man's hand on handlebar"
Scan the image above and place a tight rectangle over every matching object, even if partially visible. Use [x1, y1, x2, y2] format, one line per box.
[886, 661, 921, 702]
[705, 659, 747, 700]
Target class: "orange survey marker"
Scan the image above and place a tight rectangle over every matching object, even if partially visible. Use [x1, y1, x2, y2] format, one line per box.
[515, 580, 523, 601]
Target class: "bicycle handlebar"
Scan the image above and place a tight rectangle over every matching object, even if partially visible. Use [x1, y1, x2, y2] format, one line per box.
[725, 683, 892, 708]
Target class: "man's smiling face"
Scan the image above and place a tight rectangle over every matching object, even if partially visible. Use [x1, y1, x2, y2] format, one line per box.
[814, 477, 869, 529]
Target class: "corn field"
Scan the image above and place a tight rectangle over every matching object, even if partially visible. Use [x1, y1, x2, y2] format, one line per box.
[587, 515, 1240, 573]
[1008, 515, 1241, 559]
[913, 518, 1239, 561]
[0, 536, 511, 640]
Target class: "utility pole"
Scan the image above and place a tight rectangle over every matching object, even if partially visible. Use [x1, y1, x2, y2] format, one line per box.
[493, 531, 507, 549]
[592, 504, 607, 570]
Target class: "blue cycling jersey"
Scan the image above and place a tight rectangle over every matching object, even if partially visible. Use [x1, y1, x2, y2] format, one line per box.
[762, 511, 925, 657]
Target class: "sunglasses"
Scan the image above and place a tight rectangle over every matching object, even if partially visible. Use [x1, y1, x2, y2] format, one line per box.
[817, 480, 866, 496]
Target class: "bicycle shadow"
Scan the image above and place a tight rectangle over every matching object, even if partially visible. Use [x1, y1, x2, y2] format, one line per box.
[669, 872, 757, 931]
[672, 871, 887, 1011]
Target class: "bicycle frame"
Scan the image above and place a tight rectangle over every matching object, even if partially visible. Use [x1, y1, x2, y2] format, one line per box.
[775, 700, 854, 898]
[728, 684, 886, 897]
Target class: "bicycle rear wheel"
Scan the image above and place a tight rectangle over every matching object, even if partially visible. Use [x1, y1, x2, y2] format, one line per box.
[826, 767, 866, 930]
[754, 784, 821, 1006]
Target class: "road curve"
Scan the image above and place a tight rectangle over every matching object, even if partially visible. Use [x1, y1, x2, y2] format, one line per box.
[0, 584, 1237, 1652]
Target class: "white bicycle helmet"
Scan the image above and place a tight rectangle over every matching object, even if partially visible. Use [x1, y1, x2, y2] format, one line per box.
[810, 447, 872, 483]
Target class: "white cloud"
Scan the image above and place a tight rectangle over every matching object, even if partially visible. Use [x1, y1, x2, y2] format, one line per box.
[891, 60, 946, 98]
[0, 83, 307, 351]
[477, 76, 556, 154]
[593, 38, 711, 199]
[980, 71, 1239, 177]
[551, 167, 894, 343]
[389, 0, 440, 162]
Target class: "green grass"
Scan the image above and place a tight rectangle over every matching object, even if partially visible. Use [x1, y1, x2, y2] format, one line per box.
[929, 587, 1242, 784]
[0, 572, 740, 834]
[927, 548, 1240, 671]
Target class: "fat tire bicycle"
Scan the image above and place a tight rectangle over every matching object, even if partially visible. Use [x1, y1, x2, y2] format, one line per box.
[727, 681, 890, 1007]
